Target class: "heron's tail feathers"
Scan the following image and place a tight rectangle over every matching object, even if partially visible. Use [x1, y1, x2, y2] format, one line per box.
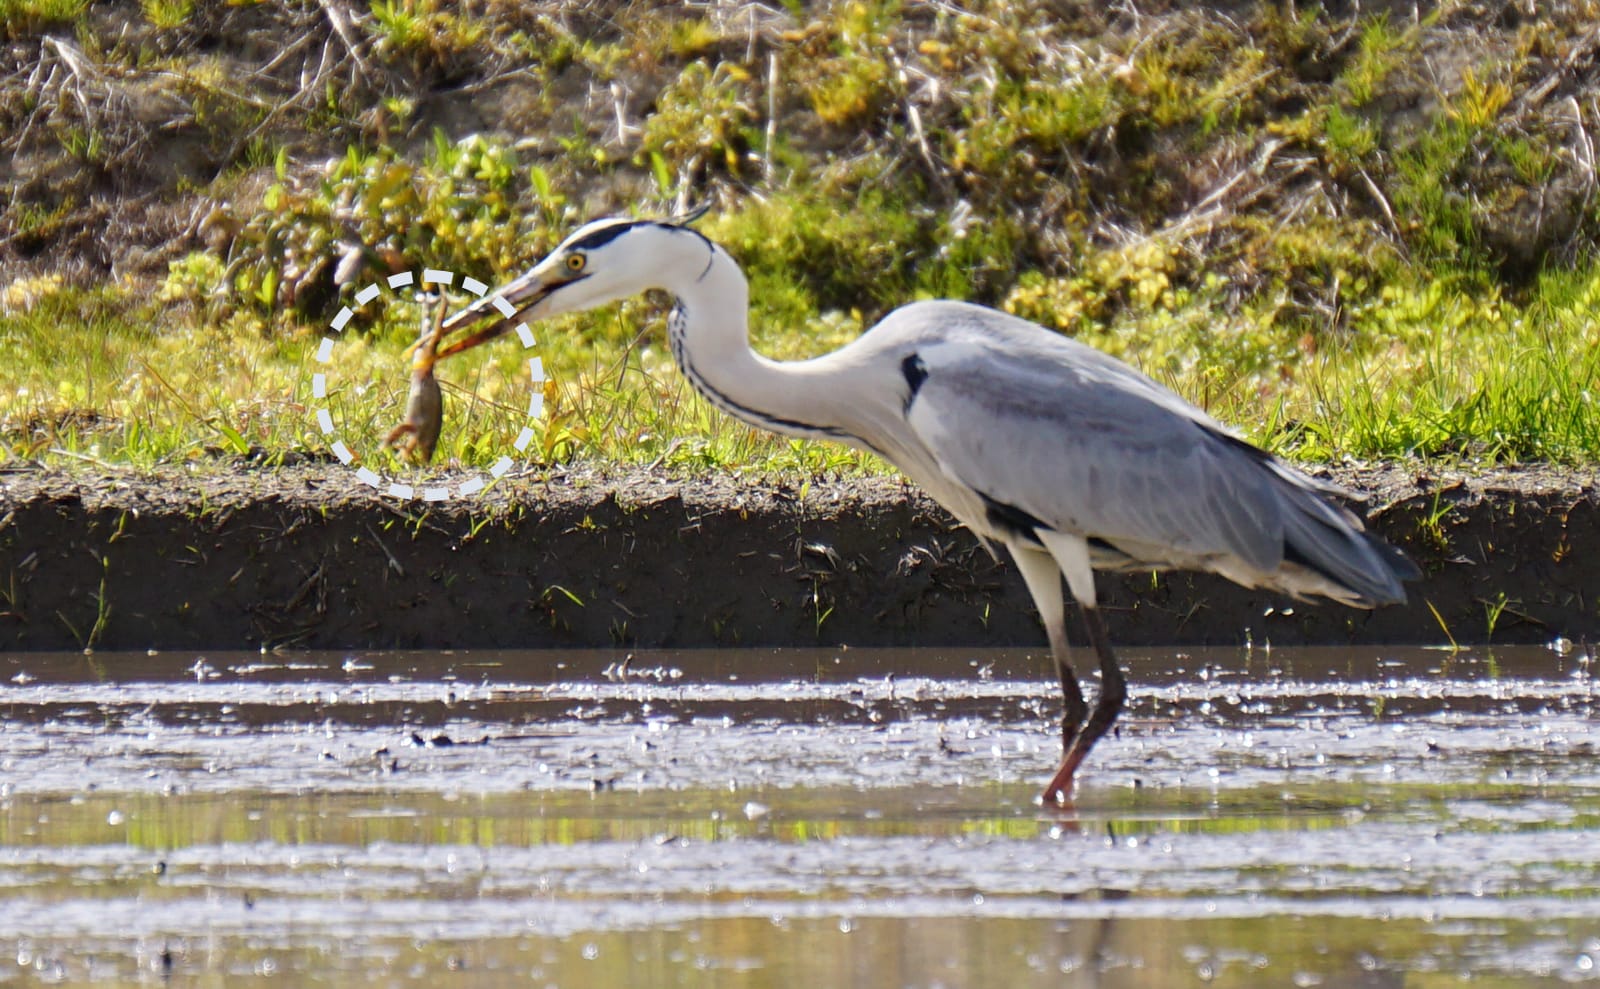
[1276, 482, 1419, 608]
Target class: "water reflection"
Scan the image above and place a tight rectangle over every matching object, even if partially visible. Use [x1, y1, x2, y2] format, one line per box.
[0, 645, 1595, 986]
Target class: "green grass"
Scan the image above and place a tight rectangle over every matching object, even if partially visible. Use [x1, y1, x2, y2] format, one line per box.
[0, 0, 86, 36]
[3, 253, 1597, 476]
[0, 274, 882, 474]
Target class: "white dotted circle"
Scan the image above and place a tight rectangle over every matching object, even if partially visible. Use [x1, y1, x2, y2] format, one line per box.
[308, 267, 543, 501]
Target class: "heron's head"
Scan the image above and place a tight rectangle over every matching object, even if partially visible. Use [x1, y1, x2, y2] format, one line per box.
[436, 209, 712, 358]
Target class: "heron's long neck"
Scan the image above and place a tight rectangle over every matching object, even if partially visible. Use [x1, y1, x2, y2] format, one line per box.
[664, 245, 846, 441]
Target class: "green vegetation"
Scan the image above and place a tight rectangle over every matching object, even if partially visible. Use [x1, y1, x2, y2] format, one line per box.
[2, 2, 1598, 475]
[0, 0, 85, 37]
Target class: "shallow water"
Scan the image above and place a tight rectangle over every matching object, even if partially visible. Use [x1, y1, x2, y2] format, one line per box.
[1, 644, 1597, 986]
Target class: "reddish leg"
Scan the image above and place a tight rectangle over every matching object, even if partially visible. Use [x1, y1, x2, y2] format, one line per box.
[1041, 605, 1126, 804]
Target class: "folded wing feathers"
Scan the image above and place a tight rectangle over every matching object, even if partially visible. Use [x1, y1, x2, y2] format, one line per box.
[1272, 468, 1418, 607]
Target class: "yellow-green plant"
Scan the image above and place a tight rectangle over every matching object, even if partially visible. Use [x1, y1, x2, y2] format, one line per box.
[640, 60, 756, 179]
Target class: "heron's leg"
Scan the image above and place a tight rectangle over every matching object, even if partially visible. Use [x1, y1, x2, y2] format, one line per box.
[1033, 530, 1123, 804]
[1041, 604, 1127, 803]
[1048, 616, 1088, 753]
[1008, 545, 1088, 750]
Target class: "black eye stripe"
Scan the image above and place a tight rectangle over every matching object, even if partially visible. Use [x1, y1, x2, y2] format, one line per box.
[564, 217, 706, 253]
[565, 221, 639, 251]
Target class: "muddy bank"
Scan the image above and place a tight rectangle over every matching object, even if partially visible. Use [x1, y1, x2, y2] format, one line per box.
[0, 462, 1593, 652]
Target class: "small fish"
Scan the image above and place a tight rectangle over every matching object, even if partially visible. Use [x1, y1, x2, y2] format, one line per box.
[384, 296, 446, 463]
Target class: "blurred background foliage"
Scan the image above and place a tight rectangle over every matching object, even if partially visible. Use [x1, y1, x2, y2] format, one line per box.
[2, 0, 1598, 468]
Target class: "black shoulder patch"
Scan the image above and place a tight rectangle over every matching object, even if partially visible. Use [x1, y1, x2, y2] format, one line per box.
[901, 353, 929, 409]
[977, 490, 1048, 545]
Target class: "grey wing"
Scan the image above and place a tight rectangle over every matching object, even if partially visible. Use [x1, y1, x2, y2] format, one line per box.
[897, 335, 1390, 596]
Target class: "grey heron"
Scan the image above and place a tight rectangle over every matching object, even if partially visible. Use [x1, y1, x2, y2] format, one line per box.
[434, 210, 1420, 803]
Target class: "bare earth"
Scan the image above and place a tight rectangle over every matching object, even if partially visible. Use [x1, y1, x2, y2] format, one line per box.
[0, 461, 1594, 652]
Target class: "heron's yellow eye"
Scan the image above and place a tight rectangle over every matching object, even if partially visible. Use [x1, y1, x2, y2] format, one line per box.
[566, 253, 586, 272]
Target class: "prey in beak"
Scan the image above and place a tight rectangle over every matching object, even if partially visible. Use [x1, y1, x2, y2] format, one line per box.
[430, 260, 570, 360]
[424, 209, 693, 360]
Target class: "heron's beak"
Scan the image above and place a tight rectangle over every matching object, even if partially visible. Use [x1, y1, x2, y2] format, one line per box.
[434, 263, 565, 360]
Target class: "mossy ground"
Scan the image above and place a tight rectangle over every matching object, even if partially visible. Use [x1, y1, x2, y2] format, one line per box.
[2, 1, 1598, 472]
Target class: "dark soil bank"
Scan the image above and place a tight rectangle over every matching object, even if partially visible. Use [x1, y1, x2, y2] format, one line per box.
[0, 463, 1593, 653]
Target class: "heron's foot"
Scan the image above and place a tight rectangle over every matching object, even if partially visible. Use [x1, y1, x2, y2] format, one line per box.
[1041, 751, 1083, 805]
[1041, 785, 1071, 807]
[1037, 785, 1079, 821]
